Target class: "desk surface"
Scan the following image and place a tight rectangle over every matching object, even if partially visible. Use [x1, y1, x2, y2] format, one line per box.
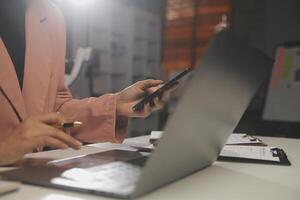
[1, 136, 300, 200]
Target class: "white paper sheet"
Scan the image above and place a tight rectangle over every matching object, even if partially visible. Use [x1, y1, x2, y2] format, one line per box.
[87, 142, 137, 151]
[226, 133, 263, 145]
[150, 131, 263, 145]
[220, 146, 280, 162]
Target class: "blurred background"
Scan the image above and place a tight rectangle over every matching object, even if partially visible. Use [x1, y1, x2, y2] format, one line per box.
[51, 0, 300, 138]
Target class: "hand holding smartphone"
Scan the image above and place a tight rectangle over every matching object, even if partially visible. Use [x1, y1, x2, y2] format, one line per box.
[132, 68, 192, 112]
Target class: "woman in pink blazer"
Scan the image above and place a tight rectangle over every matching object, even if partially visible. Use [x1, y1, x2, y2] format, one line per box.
[0, 0, 166, 165]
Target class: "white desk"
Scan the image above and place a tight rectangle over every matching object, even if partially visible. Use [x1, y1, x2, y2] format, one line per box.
[1, 136, 300, 200]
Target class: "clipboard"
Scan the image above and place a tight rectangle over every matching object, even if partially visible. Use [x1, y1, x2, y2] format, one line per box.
[218, 146, 291, 166]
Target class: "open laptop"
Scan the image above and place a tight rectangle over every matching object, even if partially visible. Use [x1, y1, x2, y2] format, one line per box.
[0, 31, 273, 199]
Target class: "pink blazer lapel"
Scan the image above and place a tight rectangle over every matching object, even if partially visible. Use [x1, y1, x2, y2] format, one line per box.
[22, 0, 52, 115]
[0, 39, 27, 121]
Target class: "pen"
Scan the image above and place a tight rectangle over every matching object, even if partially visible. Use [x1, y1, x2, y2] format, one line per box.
[59, 121, 83, 129]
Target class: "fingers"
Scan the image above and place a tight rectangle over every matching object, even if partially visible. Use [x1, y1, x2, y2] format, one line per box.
[136, 79, 163, 90]
[141, 104, 152, 118]
[145, 81, 179, 100]
[36, 146, 43, 152]
[158, 82, 179, 101]
[149, 99, 155, 107]
[148, 98, 164, 112]
[38, 123, 82, 150]
[33, 113, 65, 126]
[25, 129, 81, 153]
[153, 97, 164, 110]
[24, 113, 81, 150]
[146, 85, 163, 95]
[35, 136, 69, 150]
[27, 121, 81, 150]
[136, 98, 164, 118]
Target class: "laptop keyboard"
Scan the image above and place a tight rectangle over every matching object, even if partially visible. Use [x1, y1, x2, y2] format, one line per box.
[51, 156, 147, 196]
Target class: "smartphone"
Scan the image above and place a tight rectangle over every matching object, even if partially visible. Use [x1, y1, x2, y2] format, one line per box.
[132, 68, 192, 112]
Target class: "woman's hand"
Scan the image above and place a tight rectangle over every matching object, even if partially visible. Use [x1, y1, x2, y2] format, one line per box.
[0, 113, 82, 166]
[116, 79, 176, 118]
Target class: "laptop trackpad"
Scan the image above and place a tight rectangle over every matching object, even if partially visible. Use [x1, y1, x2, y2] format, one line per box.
[0, 150, 145, 184]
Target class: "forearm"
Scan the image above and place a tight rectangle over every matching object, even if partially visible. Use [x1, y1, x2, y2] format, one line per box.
[55, 94, 128, 143]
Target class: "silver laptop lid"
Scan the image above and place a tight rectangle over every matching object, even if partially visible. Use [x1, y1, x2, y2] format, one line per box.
[133, 31, 273, 197]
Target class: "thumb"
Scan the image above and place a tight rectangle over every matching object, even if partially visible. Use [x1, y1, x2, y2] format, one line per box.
[136, 79, 164, 90]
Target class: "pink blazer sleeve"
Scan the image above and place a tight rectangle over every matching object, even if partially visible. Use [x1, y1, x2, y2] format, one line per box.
[51, 3, 127, 143]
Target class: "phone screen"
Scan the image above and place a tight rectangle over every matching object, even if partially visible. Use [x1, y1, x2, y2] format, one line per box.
[132, 68, 192, 112]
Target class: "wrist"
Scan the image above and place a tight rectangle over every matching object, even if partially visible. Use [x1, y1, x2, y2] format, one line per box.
[115, 92, 125, 116]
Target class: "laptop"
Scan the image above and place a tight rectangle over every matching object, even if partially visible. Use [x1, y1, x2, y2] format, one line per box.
[0, 31, 273, 199]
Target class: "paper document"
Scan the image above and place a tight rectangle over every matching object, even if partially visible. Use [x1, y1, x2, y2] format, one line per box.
[150, 131, 264, 145]
[87, 142, 137, 152]
[0, 181, 20, 195]
[220, 146, 280, 162]
[87, 142, 152, 155]
[226, 133, 264, 145]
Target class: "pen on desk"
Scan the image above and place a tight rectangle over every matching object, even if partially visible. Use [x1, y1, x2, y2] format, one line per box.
[59, 121, 83, 129]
